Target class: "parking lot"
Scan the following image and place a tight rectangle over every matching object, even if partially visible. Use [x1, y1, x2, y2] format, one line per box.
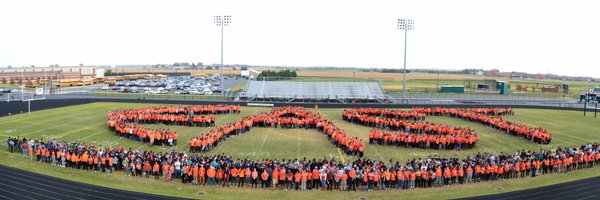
[104, 75, 246, 95]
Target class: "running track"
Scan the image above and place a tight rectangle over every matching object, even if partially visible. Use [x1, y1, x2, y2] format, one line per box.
[0, 163, 598, 200]
[0, 164, 187, 200]
[462, 175, 600, 200]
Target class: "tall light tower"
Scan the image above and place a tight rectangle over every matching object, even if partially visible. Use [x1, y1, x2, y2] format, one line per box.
[214, 15, 231, 96]
[397, 19, 414, 99]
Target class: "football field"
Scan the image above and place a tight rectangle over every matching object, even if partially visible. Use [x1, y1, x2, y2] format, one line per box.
[0, 102, 599, 199]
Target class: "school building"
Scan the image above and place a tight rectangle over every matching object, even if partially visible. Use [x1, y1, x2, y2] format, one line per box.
[0, 66, 99, 84]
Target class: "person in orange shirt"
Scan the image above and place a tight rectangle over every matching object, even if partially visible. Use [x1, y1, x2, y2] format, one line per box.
[384, 170, 391, 189]
[153, 162, 161, 180]
[238, 167, 246, 187]
[261, 170, 269, 189]
[312, 167, 320, 190]
[143, 161, 151, 179]
[251, 168, 259, 189]
[348, 168, 357, 191]
[435, 166, 443, 187]
[231, 167, 239, 187]
[108, 156, 115, 173]
[409, 170, 416, 189]
[100, 156, 106, 173]
[207, 166, 216, 186]
[191, 164, 199, 184]
[216, 168, 224, 187]
[271, 168, 279, 190]
[294, 171, 301, 191]
[199, 165, 206, 186]
[301, 170, 309, 191]
[340, 171, 348, 191]
[443, 167, 451, 187]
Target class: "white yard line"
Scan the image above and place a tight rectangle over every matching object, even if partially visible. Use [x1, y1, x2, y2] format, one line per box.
[75, 130, 106, 141]
[108, 136, 123, 145]
[0, 103, 106, 126]
[4, 111, 92, 133]
[297, 128, 301, 160]
[20, 115, 99, 136]
[136, 143, 147, 150]
[370, 145, 386, 161]
[256, 128, 270, 160]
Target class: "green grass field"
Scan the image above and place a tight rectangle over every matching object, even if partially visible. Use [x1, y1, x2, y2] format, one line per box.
[1, 102, 599, 199]
[285, 72, 596, 98]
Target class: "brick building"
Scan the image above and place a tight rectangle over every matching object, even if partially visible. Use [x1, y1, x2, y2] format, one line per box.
[0, 66, 97, 84]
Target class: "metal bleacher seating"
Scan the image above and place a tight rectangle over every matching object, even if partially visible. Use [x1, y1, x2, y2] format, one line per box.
[240, 80, 387, 103]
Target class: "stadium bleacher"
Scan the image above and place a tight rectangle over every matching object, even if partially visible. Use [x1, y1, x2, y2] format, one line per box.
[239, 80, 388, 103]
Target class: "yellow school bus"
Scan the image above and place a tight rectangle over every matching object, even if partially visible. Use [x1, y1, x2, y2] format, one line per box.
[38, 79, 51, 85]
[58, 79, 79, 87]
[78, 79, 94, 86]
[156, 74, 168, 79]
[93, 77, 106, 83]
[104, 77, 117, 85]
[26, 80, 39, 88]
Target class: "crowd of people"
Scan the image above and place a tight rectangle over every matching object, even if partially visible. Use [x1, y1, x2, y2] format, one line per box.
[189, 107, 366, 157]
[343, 108, 479, 150]
[368, 129, 477, 150]
[344, 107, 551, 150]
[414, 107, 551, 144]
[106, 105, 241, 146]
[7, 137, 600, 192]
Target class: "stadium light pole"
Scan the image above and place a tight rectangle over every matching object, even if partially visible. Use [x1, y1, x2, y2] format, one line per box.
[397, 19, 414, 99]
[215, 15, 231, 96]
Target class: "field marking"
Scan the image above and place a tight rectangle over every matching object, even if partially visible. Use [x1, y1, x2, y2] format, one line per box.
[19, 115, 99, 136]
[3, 111, 94, 133]
[75, 130, 106, 141]
[51, 122, 105, 139]
[136, 143, 147, 150]
[256, 128, 271, 160]
[336, 148, 346, 163]
[3, 104, 125, 135]
[369, 145, 386, 161]
[296, 129, 301, 159]
[0, 103, 106, 125]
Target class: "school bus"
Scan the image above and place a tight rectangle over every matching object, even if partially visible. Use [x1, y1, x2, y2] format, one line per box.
[58, 79, 79, 87]
[38, 79, 51, 85]
[142, 74, 156, 79]
[25, 80, 39, 88]
[114, 76, 125, 81]
[124, 74, 144, 80]
[104, 77, 117, 85]
[78, 79, 94, 86]
[156, 74, 168, 79]
[93, 77, 107, 84]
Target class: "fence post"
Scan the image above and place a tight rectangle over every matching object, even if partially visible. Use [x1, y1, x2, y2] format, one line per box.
[584, 101, 587, 116]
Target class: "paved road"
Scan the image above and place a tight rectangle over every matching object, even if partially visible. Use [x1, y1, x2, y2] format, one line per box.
[0, 164, 188, 200]
[462, 176, 600, 200]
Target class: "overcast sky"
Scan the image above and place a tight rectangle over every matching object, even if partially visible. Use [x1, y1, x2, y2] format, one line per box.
[0, 0, 598, 77]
